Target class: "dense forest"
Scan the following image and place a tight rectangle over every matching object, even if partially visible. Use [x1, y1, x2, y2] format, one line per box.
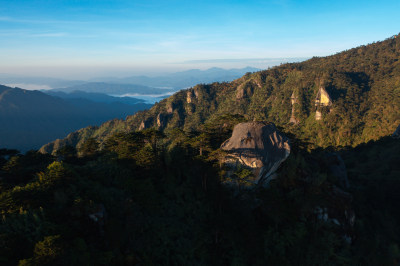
[1, 118, 400, 265]
[0, 35, 400, 265]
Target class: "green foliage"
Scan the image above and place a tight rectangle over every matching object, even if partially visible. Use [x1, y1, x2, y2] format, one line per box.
[32, 235, 64, 264]
[55, 145, 77, 161]
[232, 167, 256, 189]
[78, 137, 99, 157]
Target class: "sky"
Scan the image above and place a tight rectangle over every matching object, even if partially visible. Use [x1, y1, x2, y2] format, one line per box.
[0, 0, 399, 79]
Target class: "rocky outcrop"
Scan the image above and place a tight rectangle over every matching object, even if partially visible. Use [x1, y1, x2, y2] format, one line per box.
[236, 81, 254, 100]
[315, 87, 332, 121]
[315, 87, 332, 107]
[236, 87, 246, 100]
[186, 90, 196, 103]
[193, 87, 200, 98]
[166, 102, 174, 114]
[156, 113, 169, 129]
[392, 124, 400, 139]
[289, 91, 299, 124]
[220, 122, 290, 188]
[315, 110, 322, 120]
[138, 121, 146, 131]
[139, 118, 153, 130]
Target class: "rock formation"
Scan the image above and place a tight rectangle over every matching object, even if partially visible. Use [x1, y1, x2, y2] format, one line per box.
[193, 87, 200, 98]
[289, 91, 299, 124]
[166, 102, 174, 114]
[220, 122, 291, 188]
[236, 87, 246, 100]
[392, 124, 400, 139]
[139, 118, 153, 130]
[156, 113, 168, 129]
[138, 121, 146, 131]
[186, 90, 195, 104]
[236, 81, 254, 100]
[315, 87, 332, 121]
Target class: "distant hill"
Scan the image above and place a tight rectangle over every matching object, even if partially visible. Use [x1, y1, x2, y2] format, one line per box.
[90, 67, 260, 89]
[0, 74, 84, 88]
[41, 35, 400, 154]
[0, 85, 152, 151]
[53, 67, 260, 96]
[1, 67, 261, 97]
[43, 90, 146, 105]
[52, 82, 172, 95]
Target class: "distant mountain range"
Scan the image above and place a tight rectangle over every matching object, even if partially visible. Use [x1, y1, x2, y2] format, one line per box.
[1, 67, 260, 94]
[0, 85, 152, 151]
[43, 90, 146, 105]
[0, 74, 84, 88]
[50, 82, 170, 95]
[89, 67, 260, 89]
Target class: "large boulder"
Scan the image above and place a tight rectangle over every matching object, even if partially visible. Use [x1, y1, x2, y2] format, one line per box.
[220, 121, 290, 188]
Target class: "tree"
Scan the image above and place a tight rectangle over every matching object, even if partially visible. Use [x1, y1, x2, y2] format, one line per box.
[141, 128, 165, 154]
[190, 133, 211, 156]
[56, 145, 77, 161]
[78, 138, 99, 157]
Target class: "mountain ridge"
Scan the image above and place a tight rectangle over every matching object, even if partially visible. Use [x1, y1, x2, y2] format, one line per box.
[0, 85, 152, 151]
[43, 90, 146, 105]
[51, 82, 167, 95]
[40, 35, 400, 155]
[88, 67, 260, 88]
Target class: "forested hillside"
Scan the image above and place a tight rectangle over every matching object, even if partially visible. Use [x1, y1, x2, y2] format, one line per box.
[41, 35, 400, 154]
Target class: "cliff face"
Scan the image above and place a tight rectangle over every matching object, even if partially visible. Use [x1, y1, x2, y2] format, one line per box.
[40, 35, 400, 154]
[220, 122, 290, 188]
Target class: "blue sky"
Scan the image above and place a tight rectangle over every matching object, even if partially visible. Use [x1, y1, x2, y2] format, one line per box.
[0, 0, 399, 78]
